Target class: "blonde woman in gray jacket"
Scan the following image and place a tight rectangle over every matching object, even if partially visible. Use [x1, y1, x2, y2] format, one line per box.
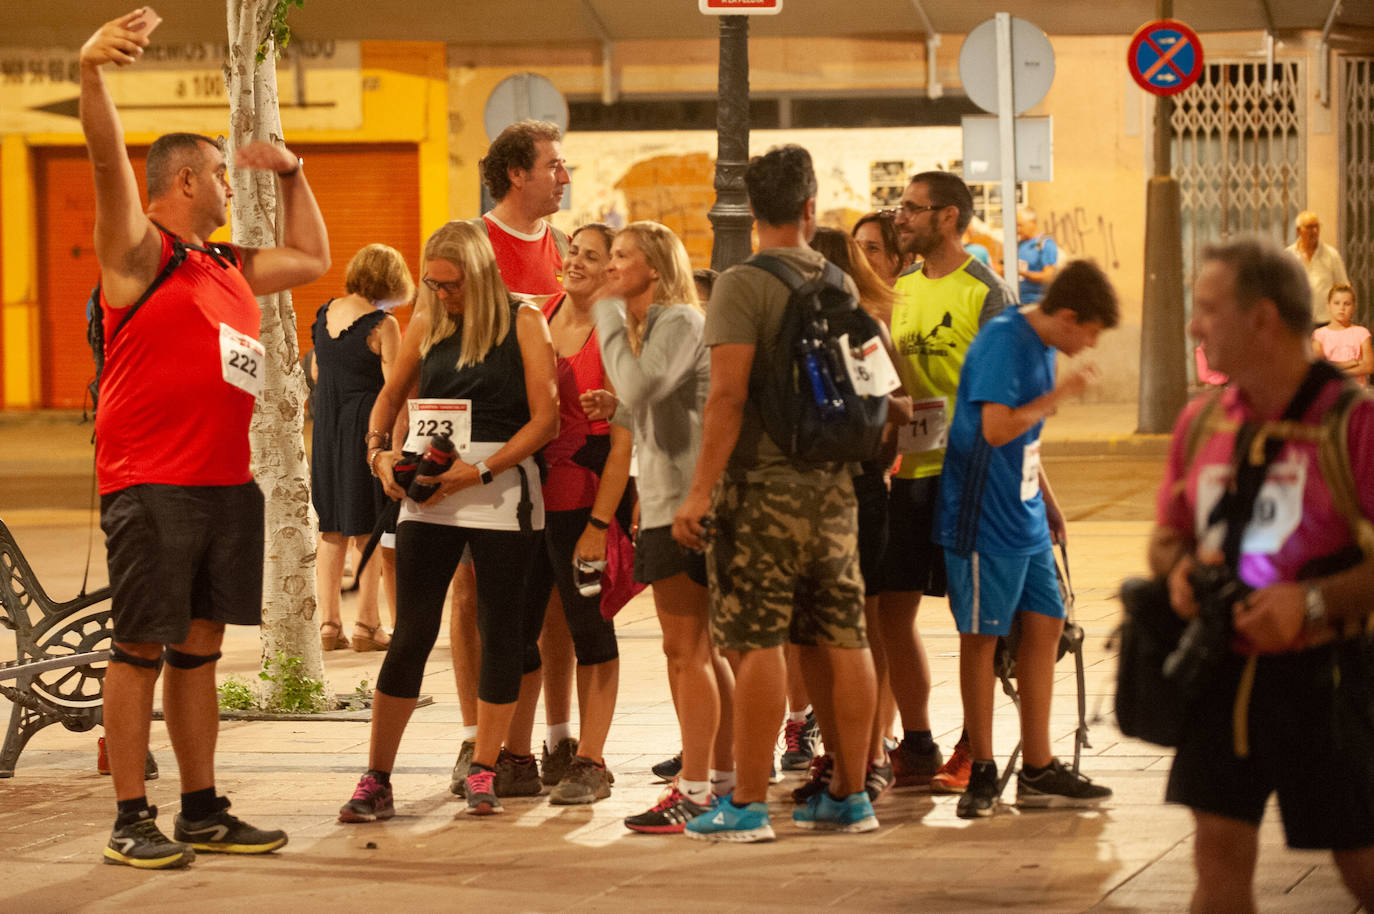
[588, 221, 735, 833]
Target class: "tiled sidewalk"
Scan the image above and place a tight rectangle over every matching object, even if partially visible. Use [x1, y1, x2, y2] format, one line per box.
[0, 508, 1355, 913]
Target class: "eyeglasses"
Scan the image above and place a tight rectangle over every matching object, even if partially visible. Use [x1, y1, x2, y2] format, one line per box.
[422, 276, 464, 295]
[899, 203, 948, 216]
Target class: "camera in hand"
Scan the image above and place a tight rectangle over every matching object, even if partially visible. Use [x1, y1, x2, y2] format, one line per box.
[405, 433, 457, 502]
[1162, 562, 1249, 697]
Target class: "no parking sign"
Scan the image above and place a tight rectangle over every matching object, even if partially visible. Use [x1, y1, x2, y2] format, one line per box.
[1127, 19, 1204, 96]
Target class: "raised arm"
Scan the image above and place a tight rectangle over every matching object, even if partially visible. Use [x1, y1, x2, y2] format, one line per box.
[79, 9, 162, 304]
[233, 143, 331, 296]
[593, 298, 702, 410]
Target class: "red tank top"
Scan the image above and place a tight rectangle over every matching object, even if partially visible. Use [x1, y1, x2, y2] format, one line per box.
[541, 293, 612, 511]
[484, 214, 563, 298]
[95, 231, 260, 493]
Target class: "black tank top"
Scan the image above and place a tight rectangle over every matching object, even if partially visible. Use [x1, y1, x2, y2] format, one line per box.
[418, 301, 530, 442]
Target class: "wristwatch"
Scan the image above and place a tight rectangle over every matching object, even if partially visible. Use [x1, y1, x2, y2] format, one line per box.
[1303, 584, 1327, 629]
[475, 460, 494, 485]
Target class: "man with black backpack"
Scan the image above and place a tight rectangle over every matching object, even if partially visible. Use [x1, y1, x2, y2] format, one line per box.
[673, 145, 881, 841]
[81, 9, 329, 869]
[1147, 238, 1374, 911]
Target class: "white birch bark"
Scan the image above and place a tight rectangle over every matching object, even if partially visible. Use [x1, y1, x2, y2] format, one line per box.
[224, 1, 324, 691]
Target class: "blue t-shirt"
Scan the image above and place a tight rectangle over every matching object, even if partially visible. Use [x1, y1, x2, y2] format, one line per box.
[1017, 236, 1058, 304]
[935, 308, 1056, 557]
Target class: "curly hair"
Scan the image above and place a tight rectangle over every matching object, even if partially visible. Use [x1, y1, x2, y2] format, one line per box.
[479, 120, 563, 202]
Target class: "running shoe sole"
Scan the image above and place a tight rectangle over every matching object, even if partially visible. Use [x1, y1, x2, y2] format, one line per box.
[1015, 792, 1109, 809]
[684, 824, 775, 843]
[102, 845, 195, 869]
[794, 815, 879, 833]
[337, 805, 394, 824]
[183, 835, 288, 854]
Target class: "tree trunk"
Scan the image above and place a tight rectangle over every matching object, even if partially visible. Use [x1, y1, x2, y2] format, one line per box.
[224, 1, 324, 690]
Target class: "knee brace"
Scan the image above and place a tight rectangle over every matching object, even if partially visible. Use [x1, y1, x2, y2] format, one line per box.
[109, 645, 163, 671]
[163, 648, 222, 670]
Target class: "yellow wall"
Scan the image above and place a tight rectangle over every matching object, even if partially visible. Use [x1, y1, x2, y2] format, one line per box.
[0, 40, 448, 409]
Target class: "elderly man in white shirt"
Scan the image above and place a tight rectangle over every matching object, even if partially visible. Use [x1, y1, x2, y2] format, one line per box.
[1284, 210, 1349, 323]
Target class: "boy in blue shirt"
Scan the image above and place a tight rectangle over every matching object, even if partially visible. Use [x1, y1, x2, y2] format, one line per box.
[935, 260, 1119, 818]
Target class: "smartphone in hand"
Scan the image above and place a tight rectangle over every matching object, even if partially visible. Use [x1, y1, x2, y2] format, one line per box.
[128, 7, 163, 37]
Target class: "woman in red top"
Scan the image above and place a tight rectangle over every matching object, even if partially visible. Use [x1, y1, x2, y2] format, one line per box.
[519, 224, 633, 804]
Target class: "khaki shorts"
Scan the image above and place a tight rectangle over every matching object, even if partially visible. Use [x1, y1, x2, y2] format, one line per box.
[706, 473, 867, 652]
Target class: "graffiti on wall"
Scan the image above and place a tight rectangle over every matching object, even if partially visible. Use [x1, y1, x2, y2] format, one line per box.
[555, 127, 961, 268]
[1045, 207, 1121, 272]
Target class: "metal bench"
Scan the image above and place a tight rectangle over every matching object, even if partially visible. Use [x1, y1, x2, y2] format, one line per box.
[0, 518, 112, 777]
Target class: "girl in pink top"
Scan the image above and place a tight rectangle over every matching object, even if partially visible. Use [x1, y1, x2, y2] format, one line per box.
[1312, 284, 1372, 386]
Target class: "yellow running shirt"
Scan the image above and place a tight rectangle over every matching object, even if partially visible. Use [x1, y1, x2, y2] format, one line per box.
[890, 256, 1011, 479]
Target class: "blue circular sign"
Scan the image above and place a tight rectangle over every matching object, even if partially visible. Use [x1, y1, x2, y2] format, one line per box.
[1128, 20, 1204, 97]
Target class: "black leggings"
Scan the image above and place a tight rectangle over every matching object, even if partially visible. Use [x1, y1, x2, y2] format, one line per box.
[376, 521, 544, 704]
[526, 507, 619, 666]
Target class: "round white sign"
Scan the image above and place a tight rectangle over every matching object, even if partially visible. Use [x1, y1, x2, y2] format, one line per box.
[958, 17, 1056, 116]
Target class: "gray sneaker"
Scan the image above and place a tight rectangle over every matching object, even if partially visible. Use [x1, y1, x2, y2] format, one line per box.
[549, 756, 612, 805]
[448, 737, 477, 796]
[493, 748, 543, 797]
[540, 737, 579, 786]
[104, 807, 194, 869]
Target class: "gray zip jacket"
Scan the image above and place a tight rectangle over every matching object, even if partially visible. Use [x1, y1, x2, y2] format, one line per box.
[593, 298, 709, 530]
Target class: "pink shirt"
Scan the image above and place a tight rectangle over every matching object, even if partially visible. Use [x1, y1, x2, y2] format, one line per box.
[1157, 381, 1374, 598]
[1313, 324, 1370, 386]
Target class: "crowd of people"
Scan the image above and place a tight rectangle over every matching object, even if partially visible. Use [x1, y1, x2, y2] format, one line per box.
[79, 8, 1374, 911]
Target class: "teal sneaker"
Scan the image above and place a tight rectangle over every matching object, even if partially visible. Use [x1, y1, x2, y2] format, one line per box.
[792, 790, 879, 833]
[684, 794, 775, 843]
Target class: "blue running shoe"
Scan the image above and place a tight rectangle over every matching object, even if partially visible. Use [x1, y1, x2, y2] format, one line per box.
[792, 790, 879, 833]
[684, 794, 775, 843]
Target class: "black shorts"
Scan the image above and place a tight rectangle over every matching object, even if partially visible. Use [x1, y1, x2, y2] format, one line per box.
[876, 475, 946, 597]
[634, 525, 707, 587]
[1166, 640, 1374, 851]
[853, 467, 890, 598]
[101, 482, 265, 645]
[525, 507, 619, 666]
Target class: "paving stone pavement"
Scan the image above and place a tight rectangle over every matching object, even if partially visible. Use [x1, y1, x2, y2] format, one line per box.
[0, 408, 1359, 913]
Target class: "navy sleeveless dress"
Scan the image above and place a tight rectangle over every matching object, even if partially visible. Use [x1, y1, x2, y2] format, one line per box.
[310, 301, 388, 536]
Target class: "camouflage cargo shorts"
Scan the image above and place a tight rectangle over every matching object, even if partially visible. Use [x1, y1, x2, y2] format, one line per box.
[706, 473, 868, 652]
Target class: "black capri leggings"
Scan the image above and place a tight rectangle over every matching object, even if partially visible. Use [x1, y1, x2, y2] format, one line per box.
[376, 521, 545, 704]
[525, 507, 619, 667]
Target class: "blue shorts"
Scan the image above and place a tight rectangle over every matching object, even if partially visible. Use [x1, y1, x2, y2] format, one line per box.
[943, 548, 1064, 636]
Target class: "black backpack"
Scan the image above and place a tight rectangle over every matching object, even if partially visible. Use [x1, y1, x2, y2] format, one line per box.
[85, 224, 239, 419]
[747, 254, 890, 465]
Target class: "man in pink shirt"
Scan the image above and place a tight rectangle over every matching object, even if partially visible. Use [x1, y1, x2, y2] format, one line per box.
[1149, 238, 1374, 912]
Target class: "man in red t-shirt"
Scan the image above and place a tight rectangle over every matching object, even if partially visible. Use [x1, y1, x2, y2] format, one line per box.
[1149, 238, 1374, 911]
[81, 9, 329, 870]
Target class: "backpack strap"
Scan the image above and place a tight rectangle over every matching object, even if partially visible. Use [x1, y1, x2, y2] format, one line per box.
[746, 254, 843, 298]
[551, 225, 570, 259]
[108, 225, 189, 344]
[1318, 385, 1374, 558]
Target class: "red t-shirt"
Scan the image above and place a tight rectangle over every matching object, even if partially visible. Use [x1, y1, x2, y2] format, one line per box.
[541, 293, 612, 512]
[95, 231, 261, 493]
[483, 214, 563, 299]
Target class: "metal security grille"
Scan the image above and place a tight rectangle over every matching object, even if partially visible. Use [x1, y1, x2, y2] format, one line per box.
[1171, 59, 1306, 360]
[1341, 57, 1374, 327]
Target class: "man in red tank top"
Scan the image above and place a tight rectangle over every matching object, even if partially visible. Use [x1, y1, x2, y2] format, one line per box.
[81, 9, 330, 870]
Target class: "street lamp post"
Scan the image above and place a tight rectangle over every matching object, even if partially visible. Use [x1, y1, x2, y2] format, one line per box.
[708, 14, 754, 271]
